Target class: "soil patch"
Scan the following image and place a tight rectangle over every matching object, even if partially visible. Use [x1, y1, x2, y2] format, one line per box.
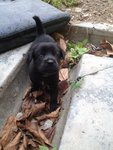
[63, 0, 113, 24]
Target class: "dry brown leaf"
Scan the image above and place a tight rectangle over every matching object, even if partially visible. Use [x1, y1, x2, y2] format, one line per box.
[18, 134, 28, 150]
[52, 33, 64, 42]
[52, 33, 67, 52]
[60, 59, 68, 68]
[25, 121, 51, 146]
[18, 144, 25, 150]
[107, 49, 113, 55]
[89, 49, 107, 57]
[23, 134, 28, 149]
[17, 111, 31, 121]
[16, 122, 26, 131]
[0, 116, 17, 148]
[44, 126, 56, 142]
[59, 80, 68, 97]
[32, 91, 43, 98]
[37, 129, 51, 147]
[59, 38, 67, 52]
[100, 39, 112, 49]
[59, 68, 68, 81]
[21, 97, 33, 113]
[36, 107, 60, 122]
[30, 103, 46, 118]
[18, 135, 28, 150]
[0, 145, 2, 150]
[47, 107, 60, 119]
[22, 87, 31, 100]
[100, 40, 113, 55]
[28, 139, 37, 148]
[48, 128, 55, 143]
[19, 102, 46, 121]
[4, 132, 22, 150]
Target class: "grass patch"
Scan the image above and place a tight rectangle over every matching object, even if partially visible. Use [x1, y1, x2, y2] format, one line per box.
[70, 78, 83, 90]
[43, 0, 78, 8]
[39, 145, 57, 150]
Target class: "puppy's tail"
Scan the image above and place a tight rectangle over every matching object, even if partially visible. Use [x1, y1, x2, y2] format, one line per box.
[33, 16, 45, 35]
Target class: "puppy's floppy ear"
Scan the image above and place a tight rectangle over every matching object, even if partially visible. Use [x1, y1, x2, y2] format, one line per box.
[27, 47, 35, 64]
[59, 48, 65, 60]
[32, 50, 36, 60]
[31, 44, 38, 60]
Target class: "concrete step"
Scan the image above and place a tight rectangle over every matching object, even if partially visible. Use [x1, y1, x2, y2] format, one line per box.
[0, 43, 31, 127]
[59, 54, 113, 150]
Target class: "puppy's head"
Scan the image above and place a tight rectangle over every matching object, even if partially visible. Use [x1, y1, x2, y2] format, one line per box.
[32, 42, 64, 76]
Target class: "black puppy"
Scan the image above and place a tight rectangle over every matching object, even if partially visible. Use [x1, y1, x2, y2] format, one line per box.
[27, 16, 64, 111]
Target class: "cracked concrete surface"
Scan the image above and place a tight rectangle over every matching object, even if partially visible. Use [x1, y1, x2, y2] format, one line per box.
[59, 54, 113, 150]
[70, 54, 113, 81]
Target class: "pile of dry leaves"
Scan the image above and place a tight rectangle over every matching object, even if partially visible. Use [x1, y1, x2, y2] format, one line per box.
[0, 80, 68, 150]
[89, 39, 113, 57]
[0, 33, 68, 150]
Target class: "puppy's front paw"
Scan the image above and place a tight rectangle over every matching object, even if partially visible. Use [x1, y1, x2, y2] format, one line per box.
[50, 104, 58, 112]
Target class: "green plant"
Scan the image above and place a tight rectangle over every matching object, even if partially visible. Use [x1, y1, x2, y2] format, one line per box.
[63, 0, 78, 7]
[67, 39, 89, 63]
[39, 145, 57, 150]
[70, 78, 83, 90]
[43, 0, 78, 8]
[39, 146, 49, 150]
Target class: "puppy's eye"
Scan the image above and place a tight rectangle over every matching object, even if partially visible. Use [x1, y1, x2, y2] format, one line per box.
[55, 52, 59, 57]
[39, 54, 43, 58]
[52, 51, 58, 57]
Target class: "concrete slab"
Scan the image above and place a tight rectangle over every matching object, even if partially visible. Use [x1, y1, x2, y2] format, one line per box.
[70, 54, 113, 82]
[0, 43, 31, 98]
[0, 44, 31, 127]
[59, 54, 113, 150]
[64, 23, 113, 47]
[53, 23, 113, 148]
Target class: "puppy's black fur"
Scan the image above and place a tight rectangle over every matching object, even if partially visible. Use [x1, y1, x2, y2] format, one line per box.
[27, 16, 64, 111]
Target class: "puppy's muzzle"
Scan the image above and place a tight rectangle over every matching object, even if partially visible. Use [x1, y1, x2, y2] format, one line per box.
[46, 59, 54, 65]
[43, 58, 58, 74]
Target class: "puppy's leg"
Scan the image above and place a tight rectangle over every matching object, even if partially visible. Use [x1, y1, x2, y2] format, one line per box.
[29, 70, 42, 92]
[48, 74, 59, 111]
[30, 76, 42, 92]
[31, 82, 42, 92]
[50, 85, 58, 111]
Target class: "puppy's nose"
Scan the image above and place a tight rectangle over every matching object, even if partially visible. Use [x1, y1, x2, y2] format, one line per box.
[47, 59, 54, 64]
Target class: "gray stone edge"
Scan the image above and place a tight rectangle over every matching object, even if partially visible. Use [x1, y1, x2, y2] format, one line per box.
[0, 43, 31, 98]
